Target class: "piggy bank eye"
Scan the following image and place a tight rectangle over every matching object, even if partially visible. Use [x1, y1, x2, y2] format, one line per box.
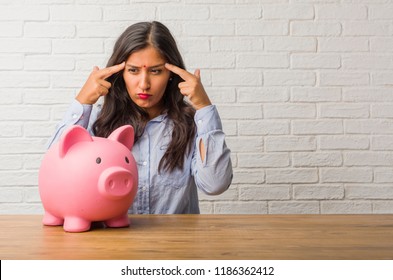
[125, 156, 129, 164]
[96, 157, 102, 164]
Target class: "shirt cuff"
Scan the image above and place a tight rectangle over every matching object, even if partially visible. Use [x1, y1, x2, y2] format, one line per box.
[65, 99, 92, 126]
[194, 105, 223, 135]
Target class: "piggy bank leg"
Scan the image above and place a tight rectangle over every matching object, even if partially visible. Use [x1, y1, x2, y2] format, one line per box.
[105, 213, 130, 228]
[42, 211, 64, 226]
[63, 217, 91, 232]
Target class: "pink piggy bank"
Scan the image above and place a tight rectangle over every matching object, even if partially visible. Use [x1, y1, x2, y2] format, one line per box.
[39, 125, 138, 232]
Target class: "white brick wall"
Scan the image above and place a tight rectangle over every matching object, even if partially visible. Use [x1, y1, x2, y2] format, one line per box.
[1, 0, 393, 214]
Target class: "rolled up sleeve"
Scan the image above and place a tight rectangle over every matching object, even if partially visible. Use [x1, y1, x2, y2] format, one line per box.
[45, 99, 93, 149]
[193, 105, 233, 195]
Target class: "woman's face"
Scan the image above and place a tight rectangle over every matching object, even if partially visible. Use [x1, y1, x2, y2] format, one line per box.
[123, 46, 171, 119]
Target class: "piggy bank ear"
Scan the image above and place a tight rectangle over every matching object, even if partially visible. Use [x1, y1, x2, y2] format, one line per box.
[59, 125, 93, 158]
[108, 125, 135, 150]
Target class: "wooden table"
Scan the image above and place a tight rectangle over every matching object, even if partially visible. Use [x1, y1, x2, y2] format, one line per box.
[1, 215, 393, 260]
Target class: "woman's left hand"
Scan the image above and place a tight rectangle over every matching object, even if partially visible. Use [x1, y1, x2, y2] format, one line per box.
[165, 63, 211, 110]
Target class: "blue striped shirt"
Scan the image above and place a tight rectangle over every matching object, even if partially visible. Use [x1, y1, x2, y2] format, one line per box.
[47, 99, 233, 214]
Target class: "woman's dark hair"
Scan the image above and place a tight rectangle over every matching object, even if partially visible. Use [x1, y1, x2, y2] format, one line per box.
[93, 21, 196, 173]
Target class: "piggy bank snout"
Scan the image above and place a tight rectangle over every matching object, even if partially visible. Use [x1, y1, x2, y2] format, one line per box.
[98, 167, 134, 200]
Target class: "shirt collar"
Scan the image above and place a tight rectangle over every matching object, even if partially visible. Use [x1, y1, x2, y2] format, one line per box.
[149, 113, 167, 123]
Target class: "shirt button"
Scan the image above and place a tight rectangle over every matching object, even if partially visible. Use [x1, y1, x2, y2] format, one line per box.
[198, 119, 203, 125]
[142, 161, 147, 166]
[72, 114, 78, 119]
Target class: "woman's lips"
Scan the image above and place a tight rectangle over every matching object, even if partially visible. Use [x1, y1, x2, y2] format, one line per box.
[138, 93, 151, 100]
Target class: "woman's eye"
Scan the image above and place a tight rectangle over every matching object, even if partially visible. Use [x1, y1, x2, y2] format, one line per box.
[128, 68, 139, 74]
[151, 69, 162, 75]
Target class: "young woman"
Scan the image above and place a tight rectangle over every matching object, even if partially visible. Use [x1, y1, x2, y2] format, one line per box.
[47, 21, 232, 214]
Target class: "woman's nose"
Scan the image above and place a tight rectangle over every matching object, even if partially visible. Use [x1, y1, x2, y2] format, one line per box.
[139, 72, 150, 90]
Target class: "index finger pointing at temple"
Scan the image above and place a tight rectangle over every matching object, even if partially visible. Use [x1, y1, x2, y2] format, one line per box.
[165, 63, 193, 80]
[100, 62, 125, 79]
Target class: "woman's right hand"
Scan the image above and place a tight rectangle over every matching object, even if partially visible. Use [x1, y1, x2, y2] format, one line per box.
[76, 62, 125, 105]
